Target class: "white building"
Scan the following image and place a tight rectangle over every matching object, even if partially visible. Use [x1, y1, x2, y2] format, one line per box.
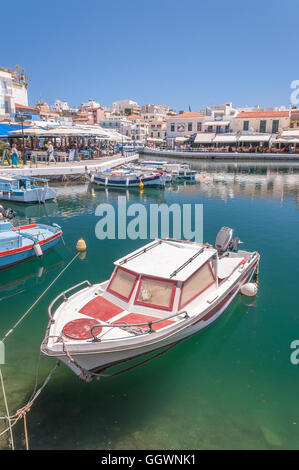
[112, 99, 140, 116]
[0, 67, 28, 120]
[201, 102, 238, 134]
[166, 111, 204, 144]
[140, 104, 169, 122]
[232, 110, 290, 134]
[148, 121, 167, 140]
[131, 121, 149, 141]
[100, 116, 132, 138]
[52, 100, 69, 112]
[79, 99, 101, 111]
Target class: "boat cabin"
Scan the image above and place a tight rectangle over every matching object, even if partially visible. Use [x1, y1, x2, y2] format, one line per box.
[0, 175, 50, 193]
[0, 176, 19, 192]
[59, 240, 223, 341]
[106, 240, 218, 314]
[54, 238, 251, 344]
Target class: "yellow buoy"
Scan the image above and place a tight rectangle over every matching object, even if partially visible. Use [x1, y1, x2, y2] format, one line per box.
[139, 180, 144, 189]
[76, 238, 86, 253]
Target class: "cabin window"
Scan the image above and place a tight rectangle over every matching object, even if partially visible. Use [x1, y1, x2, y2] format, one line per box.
[135, 276, 176, 311]
[179, 262, 216, 309]
[107, 267, 138, 301]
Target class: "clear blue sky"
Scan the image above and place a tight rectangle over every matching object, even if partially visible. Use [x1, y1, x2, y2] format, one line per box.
[2, 0, 298, 111]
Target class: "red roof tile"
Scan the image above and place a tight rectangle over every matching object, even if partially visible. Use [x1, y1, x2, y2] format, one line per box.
[172, 112, 204, 119]
[15, 103, 37, 111]
[236, 111, 289, 118]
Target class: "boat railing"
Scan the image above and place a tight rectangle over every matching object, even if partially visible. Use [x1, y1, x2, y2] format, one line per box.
[90, 310, 189, 342]
[48, 280, 92, 321]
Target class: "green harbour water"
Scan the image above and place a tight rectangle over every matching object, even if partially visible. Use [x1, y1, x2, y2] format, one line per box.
[1, 158, 299, 449]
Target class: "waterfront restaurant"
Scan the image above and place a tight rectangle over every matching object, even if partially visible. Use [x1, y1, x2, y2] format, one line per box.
[4, 124, 129, 162]
[192, 132, 216, 148]
[238, 133, 271, 150]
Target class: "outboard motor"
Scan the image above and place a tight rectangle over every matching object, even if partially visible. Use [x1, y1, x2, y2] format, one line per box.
[215, 227, 241, 256]
[215, 227, 234, 256]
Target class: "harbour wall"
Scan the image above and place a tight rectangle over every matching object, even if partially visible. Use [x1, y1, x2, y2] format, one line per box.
[140, 147, 299, 162]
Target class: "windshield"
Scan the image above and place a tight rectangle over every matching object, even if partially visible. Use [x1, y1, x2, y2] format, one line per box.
[135, 276, 176, 311]
[179, 261, 215, 309]
[107, 267, 138, 301]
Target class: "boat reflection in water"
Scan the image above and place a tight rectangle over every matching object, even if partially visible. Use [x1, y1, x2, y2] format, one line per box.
[0, 251, 63, 303]
[176, 161, 299, 205]
[6, 201, 58, 221]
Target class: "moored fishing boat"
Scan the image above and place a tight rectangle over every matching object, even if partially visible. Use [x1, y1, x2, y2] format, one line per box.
[41, 227, 260, 381]
[136, 161, 196, 180]
[0, 175, 57, 203]
[122, 163, 174, 183]
[0, 220, 62, 269]
[86, 168, 166, 187]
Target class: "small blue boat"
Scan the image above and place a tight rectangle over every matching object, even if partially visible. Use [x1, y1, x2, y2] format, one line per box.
[0, 175, 57, 203]
[0, 221, 62, 270]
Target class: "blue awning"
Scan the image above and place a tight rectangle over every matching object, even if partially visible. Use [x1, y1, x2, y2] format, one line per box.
[0, 124, 30, 138]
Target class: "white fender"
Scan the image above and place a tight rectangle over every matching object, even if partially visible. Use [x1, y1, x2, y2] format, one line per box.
[33, 243, 43, 257]
[240, 282, 258, 297]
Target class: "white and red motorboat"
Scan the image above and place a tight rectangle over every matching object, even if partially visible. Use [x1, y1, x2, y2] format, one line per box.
[41, 228, 260, 381]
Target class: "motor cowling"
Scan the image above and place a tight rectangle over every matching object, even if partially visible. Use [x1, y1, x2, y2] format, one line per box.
[215, 227, 241, 255]
[215, 227, 234, 255]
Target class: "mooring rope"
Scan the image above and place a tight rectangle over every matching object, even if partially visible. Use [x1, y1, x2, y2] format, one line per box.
[1, 252, 79, 344]
[23, 414, 29, 450]
[0, 360, 59, 442]
[62, 335, 185, 382]
[0, 367, 14, 449]
[0, 251, 80, 449]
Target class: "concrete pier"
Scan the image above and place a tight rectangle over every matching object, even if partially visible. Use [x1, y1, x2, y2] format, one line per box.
[141, 147, 299, 162]
[0, 154, 139, 180]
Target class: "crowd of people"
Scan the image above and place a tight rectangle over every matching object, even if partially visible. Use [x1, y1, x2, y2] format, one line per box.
[0, 140, 123, 166]
[162, 144, 298, 154]
[0, 141, 21, 167]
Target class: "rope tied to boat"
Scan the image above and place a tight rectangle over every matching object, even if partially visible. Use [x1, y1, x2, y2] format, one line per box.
[0, 251, 81, 449]
[0, 360, 59, 448]
[61, 335, 186, 383]
[1, 252, 80, 344]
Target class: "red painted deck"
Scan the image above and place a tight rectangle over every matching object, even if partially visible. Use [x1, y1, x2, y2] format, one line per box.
[62, 318, 102, 340]
[113, 313, 174, 331]
[79, 296, 123, 321]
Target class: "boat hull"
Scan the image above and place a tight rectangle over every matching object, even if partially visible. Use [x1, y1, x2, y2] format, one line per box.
[0, 228, 62, 270]
[91, 173, 164, 187]
[0, 187, 57, 203]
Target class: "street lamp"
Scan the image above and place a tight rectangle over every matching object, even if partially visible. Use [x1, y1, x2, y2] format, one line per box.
[15, 111, 31, 165]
